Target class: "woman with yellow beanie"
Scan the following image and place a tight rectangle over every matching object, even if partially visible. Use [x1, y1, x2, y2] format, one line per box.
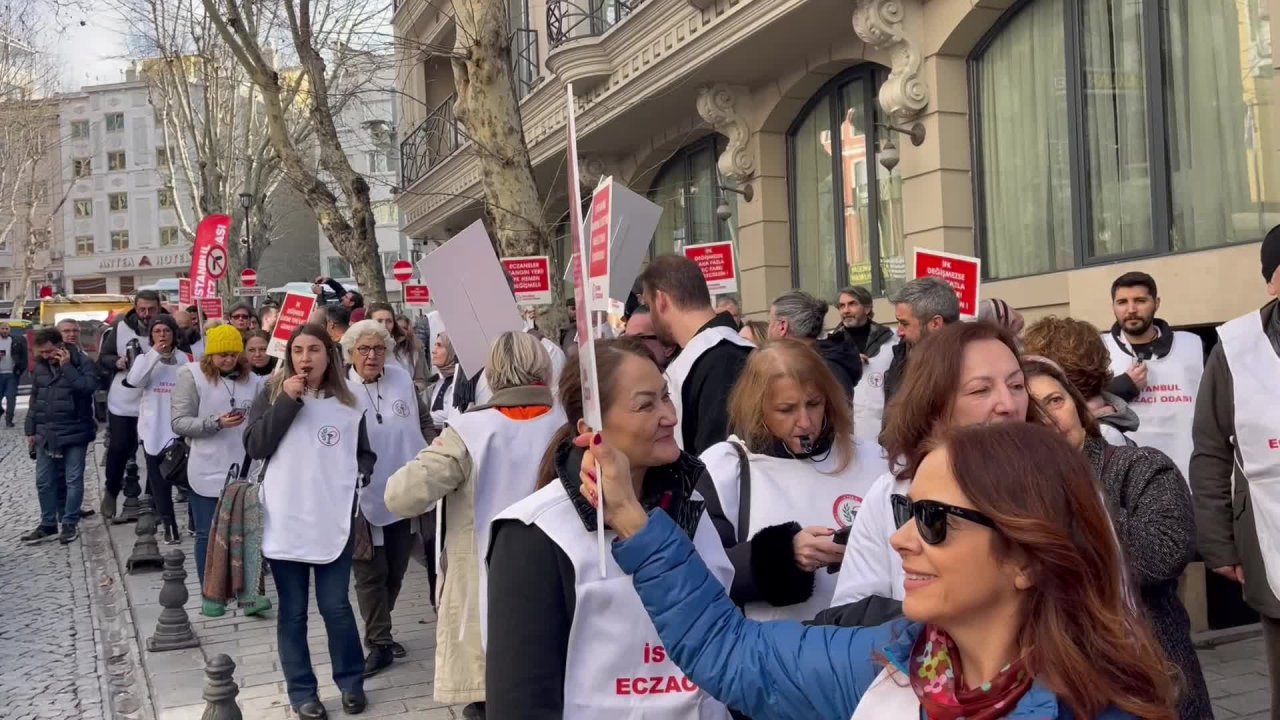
[171, 323, 265, 590]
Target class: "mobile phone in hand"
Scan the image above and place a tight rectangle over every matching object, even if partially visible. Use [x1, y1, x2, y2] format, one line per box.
[833, 526, 852, 545]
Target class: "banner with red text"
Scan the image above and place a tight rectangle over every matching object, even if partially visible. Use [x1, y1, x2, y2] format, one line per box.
[268, 292, 316, 359]
[189, 214, 232, 300]
[501, 255, 553, 305]
[913, 248, 981, 319]
[684, 241, 738, 295]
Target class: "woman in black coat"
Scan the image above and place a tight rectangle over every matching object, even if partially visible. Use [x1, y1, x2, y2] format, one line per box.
[1024, 357, 1211, 719]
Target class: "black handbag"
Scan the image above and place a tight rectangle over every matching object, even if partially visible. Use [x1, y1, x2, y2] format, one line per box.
[158, 437, 191, 491]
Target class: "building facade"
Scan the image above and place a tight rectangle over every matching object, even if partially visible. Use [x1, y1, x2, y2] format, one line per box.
[392, 0, 1278, 333]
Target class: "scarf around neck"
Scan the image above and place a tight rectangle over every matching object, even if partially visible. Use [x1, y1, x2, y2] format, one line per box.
[910, 624, 1032, 720]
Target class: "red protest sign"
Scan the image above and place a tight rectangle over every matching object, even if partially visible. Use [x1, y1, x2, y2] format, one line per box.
[178, 278, 192, 307]
[404, 284, 431, 307]
[197, 297, 224, 321]
[268, 292, 317, 359]
[587, 181, 612, 308]
[501, 255, 552, 305]
[189, 214, 232, 299]
[913, 248, 982, 319]
[683, 241, 738, 295]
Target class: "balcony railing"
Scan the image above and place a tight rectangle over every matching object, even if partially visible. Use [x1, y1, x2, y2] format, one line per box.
[511, 28, 540, 100]
[547, 0, 645, 48]
[400, 94, 463, 188]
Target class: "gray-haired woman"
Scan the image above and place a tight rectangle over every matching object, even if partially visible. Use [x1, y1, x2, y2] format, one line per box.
[384, 331, 566, 717]
[341, 320, 436, 678]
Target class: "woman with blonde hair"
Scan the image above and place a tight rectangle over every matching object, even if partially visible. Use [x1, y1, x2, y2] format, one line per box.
[698, 339, 886, 623]
[244, 324, 376, 719]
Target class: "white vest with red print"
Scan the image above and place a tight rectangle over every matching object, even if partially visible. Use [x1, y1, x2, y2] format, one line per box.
[1218, 310, 1280, 598]
[853, 338, 898, 443]
[494, 481, 734, 720]
[666, 326, 754, 451]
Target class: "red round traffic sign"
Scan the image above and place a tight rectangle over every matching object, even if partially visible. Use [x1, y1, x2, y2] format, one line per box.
[205, 246, 228, 280]
[392, 259, 413, 283]
[240, 268, 258, 287]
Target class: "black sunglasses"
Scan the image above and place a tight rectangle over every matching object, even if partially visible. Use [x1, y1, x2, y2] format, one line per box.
[890, 494, 998, 545]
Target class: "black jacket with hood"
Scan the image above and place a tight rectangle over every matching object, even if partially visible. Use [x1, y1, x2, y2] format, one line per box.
[98, 308, 170, 391]
[1105, 318, 1185, 401]
[679, 311, 751, 454]
[815, 335, 862, 401]
[828, 321, 894, 359]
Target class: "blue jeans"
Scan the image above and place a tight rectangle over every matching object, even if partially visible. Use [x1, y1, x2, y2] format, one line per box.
[0, 373, 16, 422]
[36, 444, 87, 530]
[267, 538, 364, 707]
[188, 493, 219, 589]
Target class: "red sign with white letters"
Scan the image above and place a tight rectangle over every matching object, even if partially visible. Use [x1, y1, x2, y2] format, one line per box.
[403, 284, 431, 307]
[913, 248, 982, 319]
[501, 255, 552, 305]
[683, 241, 737, 295]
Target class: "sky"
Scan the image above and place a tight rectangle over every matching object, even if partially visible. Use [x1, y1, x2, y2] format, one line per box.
[51, 6, 130, 90]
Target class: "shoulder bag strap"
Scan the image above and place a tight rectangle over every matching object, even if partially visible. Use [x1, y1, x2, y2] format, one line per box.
[730, 441, 751, 545]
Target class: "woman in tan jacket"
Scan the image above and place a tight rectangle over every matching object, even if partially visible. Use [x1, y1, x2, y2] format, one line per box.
[384, 331, 565, 718]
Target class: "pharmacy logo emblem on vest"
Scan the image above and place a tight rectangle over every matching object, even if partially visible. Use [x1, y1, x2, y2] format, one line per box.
[833, 494, 863, 528]
[317, 426, 341, 446]
[868, 372, 883, 389]
[393, 399, 410, 418]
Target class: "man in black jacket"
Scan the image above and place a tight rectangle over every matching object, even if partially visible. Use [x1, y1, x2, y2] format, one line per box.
[21, 328, 98, 545]
[640, 255, 751, 454]
[829, 286, 895, 360]
[766, 289, 861, 401]
[0, 321, 28, 427]
[97, 291, 162, 518]
[882, 277, 961, 406]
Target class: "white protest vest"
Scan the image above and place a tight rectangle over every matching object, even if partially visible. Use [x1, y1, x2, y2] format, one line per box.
[705, 436, 886, 621]
[133, 352, 188, 455]
[108, 321, 151, 417]
[350, 365, 427, 528]
[494, 481, 734, 720]
[428, 375, 458, 428]
[1102, 331, 1203, 480]
[449, 401, 566, 646]
[261, 395, 364, 564]
[849, 667, 920, 719]
[1218, 310, 1280, 598]
[183, 366, 263, 498]
[854, 338, 898, 443]
[666, 327, 754, 451]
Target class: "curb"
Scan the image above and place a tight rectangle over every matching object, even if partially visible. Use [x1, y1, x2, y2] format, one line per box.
[1193, 622, 1263, 649]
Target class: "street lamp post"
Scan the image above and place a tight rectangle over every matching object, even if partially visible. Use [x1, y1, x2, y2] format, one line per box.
[238, 192, 254, 270]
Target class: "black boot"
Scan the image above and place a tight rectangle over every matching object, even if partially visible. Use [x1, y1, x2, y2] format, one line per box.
[100, 491, 118, 519]
[362, 645, 393, 677]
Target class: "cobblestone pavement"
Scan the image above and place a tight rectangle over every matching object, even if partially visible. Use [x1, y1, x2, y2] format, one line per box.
[0, 399, 109, 720]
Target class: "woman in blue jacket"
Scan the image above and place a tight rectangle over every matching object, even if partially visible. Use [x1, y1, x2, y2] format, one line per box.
[577, 422, 1178, 720]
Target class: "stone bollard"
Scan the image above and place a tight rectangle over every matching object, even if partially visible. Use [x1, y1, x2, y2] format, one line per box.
[201, 654, 242, 720]
[147, 550, 200, 651]
[126, 496, 164, 573]
[114, 456, 142, 524]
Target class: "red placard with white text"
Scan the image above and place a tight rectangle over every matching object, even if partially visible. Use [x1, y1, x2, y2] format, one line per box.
[189, 214, 232, 300]
[683, 241, 738, 295]
[913, 248, 981, 319]
[501, 255, 552, 305]
[178, 278, 192, 307]
[268, 292, 317, 359]
[404, 284, 431, 307]
[197, 297, 224, 322]
[587, 180, 612, 310]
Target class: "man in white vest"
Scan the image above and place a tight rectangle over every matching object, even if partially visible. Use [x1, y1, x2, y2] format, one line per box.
[1101, 272, 1204, 479]
[95, 290, 162, 518]
[1192, 229, 1280, 715]
[639, 255, 753, 455]
[829, 286, 898, 442]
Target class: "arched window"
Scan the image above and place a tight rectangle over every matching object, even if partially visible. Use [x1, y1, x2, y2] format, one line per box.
[972, 0, 1278, 280]
[788, 64, 904, 303]
[646, 135, 738, 257]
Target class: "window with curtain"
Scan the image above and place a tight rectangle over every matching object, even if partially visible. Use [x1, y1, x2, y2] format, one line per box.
[972, 0, 1277, 279]
[646, 136, 737, 258]
[788, 64, 904, 301]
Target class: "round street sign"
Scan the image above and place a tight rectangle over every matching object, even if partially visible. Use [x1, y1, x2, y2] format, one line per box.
[205, 246, 228, 279]
[240, 268, 258, 287]
[392, 259, 414, 283]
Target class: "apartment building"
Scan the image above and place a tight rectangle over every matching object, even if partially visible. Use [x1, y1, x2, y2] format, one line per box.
[393, 0, 1278, 335]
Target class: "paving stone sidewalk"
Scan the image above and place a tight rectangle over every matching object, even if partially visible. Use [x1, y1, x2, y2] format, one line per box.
[99, 453, 465, 719]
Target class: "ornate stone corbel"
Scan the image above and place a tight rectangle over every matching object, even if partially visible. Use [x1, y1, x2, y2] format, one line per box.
[695, 84, 755, 184]
[852, 0, 929, 125]
[578, 154, 616, 188]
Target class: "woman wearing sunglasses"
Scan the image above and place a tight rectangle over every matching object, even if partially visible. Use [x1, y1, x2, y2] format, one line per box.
[1023, 357, 1210, 719]
[577, 421, 1177, 719]
[697, 340, 886, 622]
[829, 321, 1042, 609]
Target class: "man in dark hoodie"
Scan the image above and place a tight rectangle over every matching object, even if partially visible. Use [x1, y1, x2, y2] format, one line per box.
[1192, 228, 1280, 716]
[1101, 271, 1204, 479]
[766, 289, 860, 401]
[97, 290, 163, 518]
[640, 255, 752, 454]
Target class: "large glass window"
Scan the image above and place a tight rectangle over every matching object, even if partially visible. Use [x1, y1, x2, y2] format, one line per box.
[646, 136, 737, 258]
[788, 65, 905, 301]
[973, 0, 1277, 279]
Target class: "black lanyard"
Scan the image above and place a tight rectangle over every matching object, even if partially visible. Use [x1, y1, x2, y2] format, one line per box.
[362, 378, 383, 424]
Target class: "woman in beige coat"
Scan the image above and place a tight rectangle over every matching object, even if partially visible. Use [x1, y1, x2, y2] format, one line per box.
[384, 332, 565, 718]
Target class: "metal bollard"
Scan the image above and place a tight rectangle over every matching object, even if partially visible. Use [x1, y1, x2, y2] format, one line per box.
[147, 550, 200, 651]
[114, 456, 142, 524]
[127, 495, 164, 572]
[201, 654, 242, 720]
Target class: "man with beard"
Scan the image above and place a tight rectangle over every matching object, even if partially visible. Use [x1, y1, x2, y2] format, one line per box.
[623, 305, 676, 370]
[97, 290, 163, 518]
[639, 255, 753, 454]
[829, 286, 898, 441]
[881, 278, 960, 411]
[1102, 271, 1204, 478]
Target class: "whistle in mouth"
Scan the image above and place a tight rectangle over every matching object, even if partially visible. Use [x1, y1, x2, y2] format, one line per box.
[798, 435, 813, 453]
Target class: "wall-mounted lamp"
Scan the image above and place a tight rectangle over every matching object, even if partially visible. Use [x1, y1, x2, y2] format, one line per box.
[876, 122, 926, 173]
[716, 182, 753, 221]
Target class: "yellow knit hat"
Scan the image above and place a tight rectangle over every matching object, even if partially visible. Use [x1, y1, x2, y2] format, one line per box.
[204, 324, 244, 356]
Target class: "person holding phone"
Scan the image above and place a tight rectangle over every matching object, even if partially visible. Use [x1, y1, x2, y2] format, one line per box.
[696, 340, 886, 625]
[171, 325, 265, 592]
[126, 314, 190, 544]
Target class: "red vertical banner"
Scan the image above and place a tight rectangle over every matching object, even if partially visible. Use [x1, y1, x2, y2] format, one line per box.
[178, 278, 192, 307]
[189, 214, 232, 300]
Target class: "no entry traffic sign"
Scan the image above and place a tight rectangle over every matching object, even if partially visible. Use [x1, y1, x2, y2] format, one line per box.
[240, 268, 258, 287]
[392, 259, 414, 283]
